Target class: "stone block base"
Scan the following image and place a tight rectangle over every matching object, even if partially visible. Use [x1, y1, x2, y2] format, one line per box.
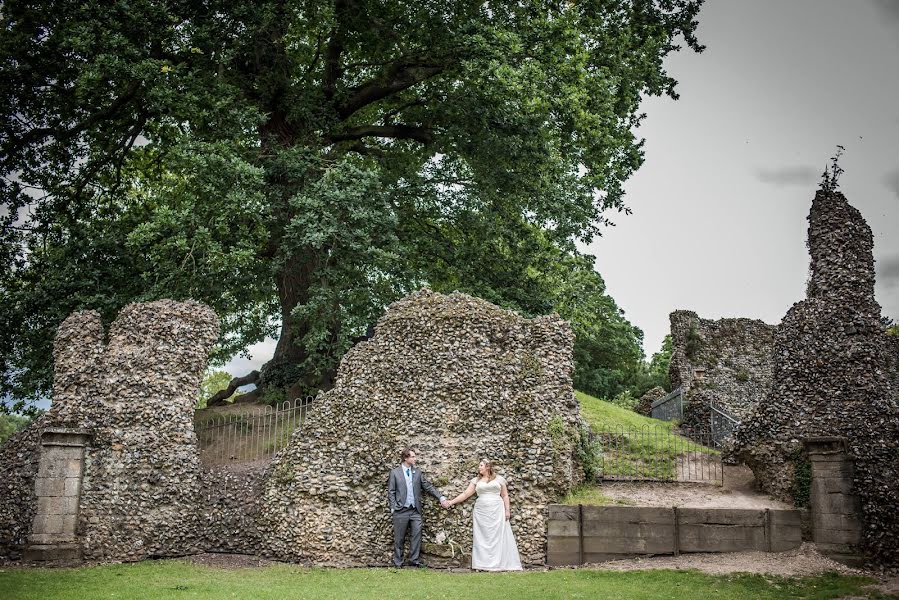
[23, 543, 82, 562]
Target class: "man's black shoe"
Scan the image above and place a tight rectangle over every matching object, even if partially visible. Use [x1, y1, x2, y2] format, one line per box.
[410, 562, 428, 568]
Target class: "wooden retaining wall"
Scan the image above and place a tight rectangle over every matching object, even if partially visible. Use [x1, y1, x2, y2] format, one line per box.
[547, 505, 802, 566]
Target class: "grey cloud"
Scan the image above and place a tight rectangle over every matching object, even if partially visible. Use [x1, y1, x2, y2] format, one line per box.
[885, 168, 899, 199]
[877, 254, 899, 287]
[871, 0, 899, 23]
[755, 166, 819, 186]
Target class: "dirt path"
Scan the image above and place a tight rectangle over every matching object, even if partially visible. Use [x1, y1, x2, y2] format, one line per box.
[586, 542, 857, 576]
[598, 464, 793, 509]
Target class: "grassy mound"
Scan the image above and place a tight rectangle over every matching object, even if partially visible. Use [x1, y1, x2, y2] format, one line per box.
[572, 391, 718, 491]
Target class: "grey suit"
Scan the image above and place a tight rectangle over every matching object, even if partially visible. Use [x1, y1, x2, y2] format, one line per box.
[387, 465, 444, 566]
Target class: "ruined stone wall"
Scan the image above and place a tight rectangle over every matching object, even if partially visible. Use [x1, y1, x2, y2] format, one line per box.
[258, 289, 583, 567]
[635, 386, 666, 417]
[0, 417, 46, 559]
[198, 465, 269, 555]
[733, 191, 899, 565]
[668, 311, 776, 430]
[0, 300, 219, 562]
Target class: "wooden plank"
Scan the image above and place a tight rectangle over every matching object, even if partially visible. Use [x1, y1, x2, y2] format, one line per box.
[583, 535, 675, 555]
[546, 552, 582, 566]
[547, 520, 580, 537]
[582, 520, 675, 539]
[679, 524, 767, 553]
[547, 505, 579, 520]
[582, 505, 673, 523]
[547, 536, 580, 554]
[677, 508, 766, 526]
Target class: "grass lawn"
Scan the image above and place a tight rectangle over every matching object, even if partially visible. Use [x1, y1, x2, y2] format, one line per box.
[0, 561, 890, 600]
[575, 391, 717, 481]
[561, 485, 637, 506]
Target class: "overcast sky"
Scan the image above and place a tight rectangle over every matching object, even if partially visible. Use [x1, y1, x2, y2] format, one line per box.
[580, 0, 899, 357]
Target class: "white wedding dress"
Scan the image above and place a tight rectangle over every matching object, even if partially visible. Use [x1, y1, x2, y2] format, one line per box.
[470, 475, 523, 571]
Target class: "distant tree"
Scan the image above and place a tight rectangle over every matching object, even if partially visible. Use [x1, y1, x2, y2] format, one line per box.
[197, 370, 237, 409]
[0, 413, 31, 446]
[648, 335, 673, 390]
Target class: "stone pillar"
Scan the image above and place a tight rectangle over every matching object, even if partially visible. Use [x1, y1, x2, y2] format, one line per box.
[24, 428, 91, 562]
[804, 436, 863, 566]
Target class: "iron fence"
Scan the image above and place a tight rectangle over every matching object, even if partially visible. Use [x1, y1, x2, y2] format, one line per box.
[650, 386, 684, 421]
[194, 396, 314, 466]
[592, 424, 723, 484]
[709, 400, 740, 448]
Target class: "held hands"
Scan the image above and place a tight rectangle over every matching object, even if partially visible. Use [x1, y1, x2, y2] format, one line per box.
[440, 500, 452, 509]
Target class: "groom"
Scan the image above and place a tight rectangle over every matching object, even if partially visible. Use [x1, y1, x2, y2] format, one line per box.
[387, 447, 450, 567]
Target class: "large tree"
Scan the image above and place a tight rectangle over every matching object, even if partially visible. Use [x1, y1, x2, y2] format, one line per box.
[1, 0, 703, 410]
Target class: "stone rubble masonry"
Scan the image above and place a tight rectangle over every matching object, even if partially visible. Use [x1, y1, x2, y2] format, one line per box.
[198, 463, 269, 555]
[733, 190, 899, 566]
[0, 419, 45, 560]
[257, 289, 584, 567]
[2, 291, 581, 566]
[0, 299, 220, 562]
[635, 386, 666, 417]
[668, 311, 777, 432]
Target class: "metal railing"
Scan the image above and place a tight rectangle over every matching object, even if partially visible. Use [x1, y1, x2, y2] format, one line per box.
[194, 396, 314, 466]
[592, 424, 723, 484]
[651, 386, 684, 421]
[709, 400, 740, 448]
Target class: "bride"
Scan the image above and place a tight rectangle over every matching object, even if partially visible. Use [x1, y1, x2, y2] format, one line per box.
[447, 459, 523, 571]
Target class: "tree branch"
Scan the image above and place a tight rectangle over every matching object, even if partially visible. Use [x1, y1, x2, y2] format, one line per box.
[5, 80, 142, 158]
[206, 370, 260, 407]
[322, 0, 351, 102]
[329, 124, 434, 144]
[337, 63, 445, 120]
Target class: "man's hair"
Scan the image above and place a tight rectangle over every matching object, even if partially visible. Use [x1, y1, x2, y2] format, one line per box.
[401, 447, 415, 460]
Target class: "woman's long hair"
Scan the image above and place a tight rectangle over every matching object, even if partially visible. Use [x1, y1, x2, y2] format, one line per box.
[480, 459, 496, 482]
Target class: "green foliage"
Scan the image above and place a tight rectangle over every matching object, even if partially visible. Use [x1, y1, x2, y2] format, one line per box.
[648, 335, 673, 391]
[819, 145, 845, 193]
[547, 415, 567, 452]
[197, 370, 237, 408]
[0, 413, 31, 446]
[575, 424, 602, 483]
[1, 0, 706, 411]
[607, 391, 638, 410]
[883, 316, 898, 336]
[792, 453, 812, 508]
[685, 325, 703, 360]
[735, 368, 750, 383]
[260, 386, 287, 407]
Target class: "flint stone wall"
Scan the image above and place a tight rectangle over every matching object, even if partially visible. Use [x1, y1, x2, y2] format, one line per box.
[0, 300, 219, 561]
[0, 419, 46, 559]
[198, 464, 269, 555]
[635, 386, 667, 417]
[258, 289, 583, 566]
[733, 191, 899, 565]
[668, 311, 776, 430]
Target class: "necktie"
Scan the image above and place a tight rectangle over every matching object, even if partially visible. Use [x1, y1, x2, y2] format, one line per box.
[406, 468, 411, 477]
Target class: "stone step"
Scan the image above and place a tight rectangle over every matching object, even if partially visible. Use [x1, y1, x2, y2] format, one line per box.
[23, 543, 83, 562]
